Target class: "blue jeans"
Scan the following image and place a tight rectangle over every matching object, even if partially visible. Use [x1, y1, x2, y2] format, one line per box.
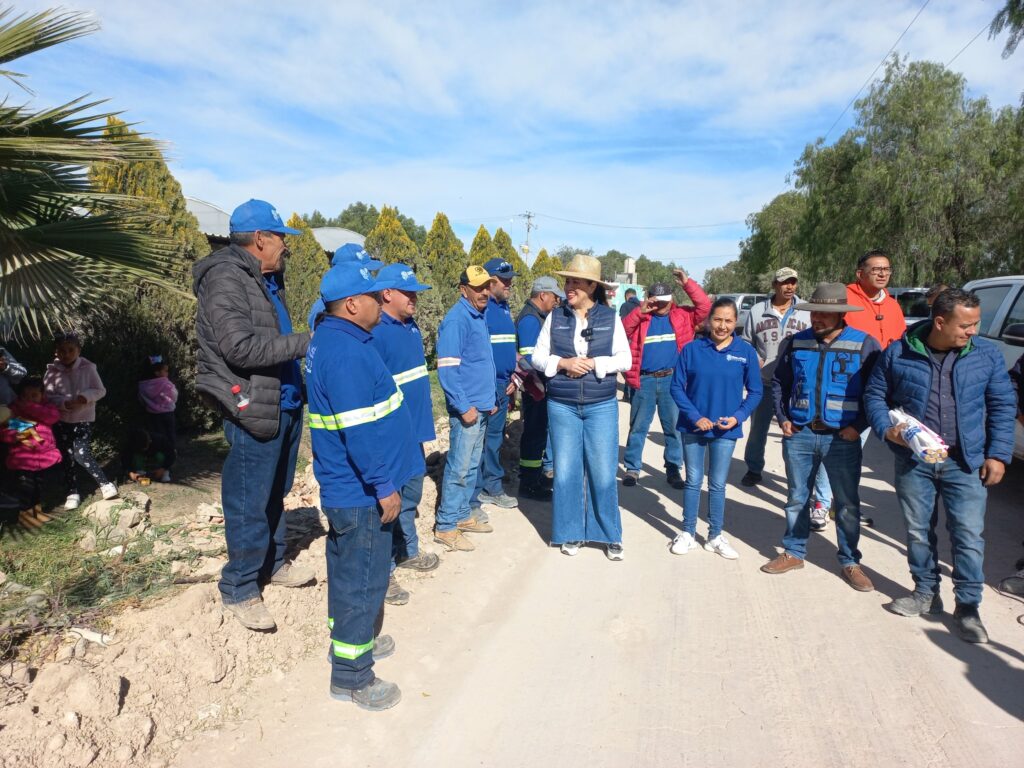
[219, 408, 302, 605]
[471, 388, 508, 503]
[323, 504, 392, 690]
[893, 453, 988, 606]
[744, 394, 832, 505]
[781, 428, 863, 566]
[437, 414, 487, 531]
[543, 432, 553, 474]
[681, 434, 737, 540]
[548, 398, 622, 544]
[391, 471, 424, 570]
[624, 374, 682, 472]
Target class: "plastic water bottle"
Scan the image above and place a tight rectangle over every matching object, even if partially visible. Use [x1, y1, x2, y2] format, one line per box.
[231, 384, 250, 410]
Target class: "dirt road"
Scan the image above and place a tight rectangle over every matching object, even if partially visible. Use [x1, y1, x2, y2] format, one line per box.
[177, 403, 1024, 768]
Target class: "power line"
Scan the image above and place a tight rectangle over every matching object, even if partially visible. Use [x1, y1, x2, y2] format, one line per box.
[946, 22, 990, 67]
[823, 0, 931, 142]
[532, 211, 744, 231]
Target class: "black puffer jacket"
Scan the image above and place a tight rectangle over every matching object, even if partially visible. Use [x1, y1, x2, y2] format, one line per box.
[193, 244, 309, 440]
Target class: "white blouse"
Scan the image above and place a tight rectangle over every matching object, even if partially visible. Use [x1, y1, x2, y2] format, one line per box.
[530, 309, 632, 380]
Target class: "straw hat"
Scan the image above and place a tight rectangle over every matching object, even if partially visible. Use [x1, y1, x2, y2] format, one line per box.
[556, 254, 616, 289]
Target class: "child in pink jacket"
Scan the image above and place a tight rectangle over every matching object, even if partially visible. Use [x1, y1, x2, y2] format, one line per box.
[3, 377, 62, 516]
[43, 332, 118, 509]
[137, 355, 178, 481]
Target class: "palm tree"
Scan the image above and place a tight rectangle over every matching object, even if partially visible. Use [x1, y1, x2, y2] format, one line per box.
[0, 6, 178, 341]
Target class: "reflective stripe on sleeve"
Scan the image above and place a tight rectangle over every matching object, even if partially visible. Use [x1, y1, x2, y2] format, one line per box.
[308, 389, 405, 430]
[437, 357, 461, 368]
[393, 364, 428, 385]
[490, 334, 517, 344]
[519, 458, 543, 468]
[518, 346, 535, 355]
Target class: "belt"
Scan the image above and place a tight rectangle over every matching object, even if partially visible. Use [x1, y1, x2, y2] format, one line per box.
[640, 368, 673, 378]
[808, 418, 838, 434]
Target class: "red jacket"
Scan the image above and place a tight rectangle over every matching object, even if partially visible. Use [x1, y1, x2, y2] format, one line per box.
[2, 399, 61, 472]
[622, 279, 711, 388]
[844, 283, 906, 350]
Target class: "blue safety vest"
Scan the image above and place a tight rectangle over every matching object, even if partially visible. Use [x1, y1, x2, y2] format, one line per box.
[788, 326, 869, 429]
[546, 303, 617, 405]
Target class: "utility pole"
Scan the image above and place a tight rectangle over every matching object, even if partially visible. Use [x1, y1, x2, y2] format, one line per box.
[518, 211, 537, 266]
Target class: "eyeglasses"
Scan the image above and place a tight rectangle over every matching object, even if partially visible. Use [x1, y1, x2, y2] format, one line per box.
[866, 267, 892, 276]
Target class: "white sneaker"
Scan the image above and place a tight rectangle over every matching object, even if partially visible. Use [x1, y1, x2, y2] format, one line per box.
[810, 502, 829, 531]
[64, 493, 81, 511]
[605, 543, 625, 561]
[704, 534, 739, 560]
[669, 532, 697, 555]
[159, 471, 171, 483]
[560, 541, 581, 557]
[100, 483, 119, 500]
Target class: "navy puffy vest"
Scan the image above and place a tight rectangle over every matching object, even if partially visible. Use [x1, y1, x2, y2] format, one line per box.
[546, 303, 617, 405]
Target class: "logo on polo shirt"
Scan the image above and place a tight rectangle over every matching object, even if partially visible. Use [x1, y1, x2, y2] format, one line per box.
[726, 354, 746, 363]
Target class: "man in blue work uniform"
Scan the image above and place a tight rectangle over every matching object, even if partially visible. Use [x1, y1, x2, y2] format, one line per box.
[761, 283, 880, 593]
[469, 257, 521, 511]
[515, 275, 563, 500]
[435, 265, 498, 552]
[306, 262, 423, 711]
[307, 243, 383, 330]
[369, 263, 441, 607]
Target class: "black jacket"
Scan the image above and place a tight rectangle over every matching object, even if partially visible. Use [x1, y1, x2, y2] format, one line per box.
[192, 244, 309, 440]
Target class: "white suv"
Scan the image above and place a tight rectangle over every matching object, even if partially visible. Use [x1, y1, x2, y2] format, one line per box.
[962, 276, 1024, 460]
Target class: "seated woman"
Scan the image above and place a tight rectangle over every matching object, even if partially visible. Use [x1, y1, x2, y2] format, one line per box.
[531, 254, 631, 560]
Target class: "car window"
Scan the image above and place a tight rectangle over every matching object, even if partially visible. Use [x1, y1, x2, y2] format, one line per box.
[1000, 287, 1024, 334]
[973, 285, 1012, 335]
[896, 291, 925, 316]
[741, 296, 756, 310]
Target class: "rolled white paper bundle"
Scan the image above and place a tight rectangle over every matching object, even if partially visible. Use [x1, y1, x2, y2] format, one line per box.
[888, 408, 948, 463]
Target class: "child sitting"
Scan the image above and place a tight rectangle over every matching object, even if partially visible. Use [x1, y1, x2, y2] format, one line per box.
[137, 354, 178, 480]
[43, 332, 118, 509]
[1, 377, 62, 525]
[121, 428, 174, 484]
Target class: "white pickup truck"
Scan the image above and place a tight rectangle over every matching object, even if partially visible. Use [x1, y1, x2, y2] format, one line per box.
[962, 276, 1024, 461]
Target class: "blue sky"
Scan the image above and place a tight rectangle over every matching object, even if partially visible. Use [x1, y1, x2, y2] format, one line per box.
[11, 0, 1023, 280]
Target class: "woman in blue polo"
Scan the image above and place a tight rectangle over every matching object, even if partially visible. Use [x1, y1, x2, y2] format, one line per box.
[531, 255, 631, 560]
[670, 297, 762, 559]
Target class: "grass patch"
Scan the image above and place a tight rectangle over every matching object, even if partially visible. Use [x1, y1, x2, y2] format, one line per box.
[429, 370, 447, 416]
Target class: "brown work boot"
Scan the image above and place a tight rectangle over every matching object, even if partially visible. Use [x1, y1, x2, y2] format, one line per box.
[270, 562, 316, 587]
[223, 597, 276, 631]
[457, 516, 493, 533]
[434, 529, 475, 552]
[841, 564, 874, 592]
[760, 552, 805, 574]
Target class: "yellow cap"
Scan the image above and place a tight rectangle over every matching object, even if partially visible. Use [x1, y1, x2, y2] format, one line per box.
[460, 264, 494, 288]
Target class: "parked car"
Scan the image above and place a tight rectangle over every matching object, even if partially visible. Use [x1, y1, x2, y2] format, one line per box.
[962, 276, 1024, 460]
[888, 287, 929, 325]
[716, 293, 768, 328]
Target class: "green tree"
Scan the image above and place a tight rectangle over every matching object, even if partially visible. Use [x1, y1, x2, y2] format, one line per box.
[324, 202, 427, 248]
[364, 205, 421, 268]
[423, 212, 466, 288]
[493, 227, 531, 307]
[0, 7, 178, 342]
[284, 213, 328, 333]
[468, 225, 498, 265]
[991, 0, 1024, 57]
[530, 248, 562, 280]
[303, 209, 327, 227]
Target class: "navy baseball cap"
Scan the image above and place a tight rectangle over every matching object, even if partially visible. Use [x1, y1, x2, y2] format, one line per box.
[229, 199, 301, 235]
[330, 242, 384, 270]
[375, 263, 432, 292]
[483, 258, 520, 279]
[319, 262, 386, 303]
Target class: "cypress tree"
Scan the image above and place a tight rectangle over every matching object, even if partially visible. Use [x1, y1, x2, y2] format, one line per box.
[284, 213, 329, 333]
[468, 225, 498, 266]
[364, 205, 421, 268]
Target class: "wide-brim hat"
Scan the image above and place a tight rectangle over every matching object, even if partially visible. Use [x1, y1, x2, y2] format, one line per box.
[795, 282, 863, 313]
[556, 254, 616, 289]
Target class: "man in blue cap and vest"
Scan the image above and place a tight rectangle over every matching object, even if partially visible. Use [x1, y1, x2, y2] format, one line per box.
[193, 199, 314, 632]
[306, 261, 424, 711]
[761, 282, 881, 592]
[369, 263, 441, 608]
[469, 257, 522, 512]
[307, 243, 383, 330]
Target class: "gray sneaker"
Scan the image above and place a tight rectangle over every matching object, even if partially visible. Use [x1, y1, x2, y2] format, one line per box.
[478, 491, 518, 509]
[887, 592, 943, 617]
[385, 574, 409, 606]
[396, 552, 440, 572]
[330, 676, 401, 711]
[270, 562, 315, 588]
[224, 597, 275, 631]
[472, 505, 489, 524]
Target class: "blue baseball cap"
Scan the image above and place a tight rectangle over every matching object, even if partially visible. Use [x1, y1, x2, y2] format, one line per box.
[229, 199, 301, 235]
[319, 262, 386, 303]
[330, 242, 384, 270]
[375, 263, 432, 292]
[483, 257, 520, 279]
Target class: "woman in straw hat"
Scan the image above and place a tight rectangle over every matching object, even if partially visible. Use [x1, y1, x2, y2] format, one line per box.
[530, 254, 632, 560]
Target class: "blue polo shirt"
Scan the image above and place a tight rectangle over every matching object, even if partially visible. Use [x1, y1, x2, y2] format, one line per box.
[437, 298, 496, 415]
[517, 314, 543, 357]
[485, 296, 517, 384]
[640, 314, 677, 372]
[369, 312, 436, 444]
[306, 316, 423, 508]
[264, 273, 303, 411]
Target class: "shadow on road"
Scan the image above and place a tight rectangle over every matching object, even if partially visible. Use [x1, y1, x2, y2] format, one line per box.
[923, 626, 1024, 721]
